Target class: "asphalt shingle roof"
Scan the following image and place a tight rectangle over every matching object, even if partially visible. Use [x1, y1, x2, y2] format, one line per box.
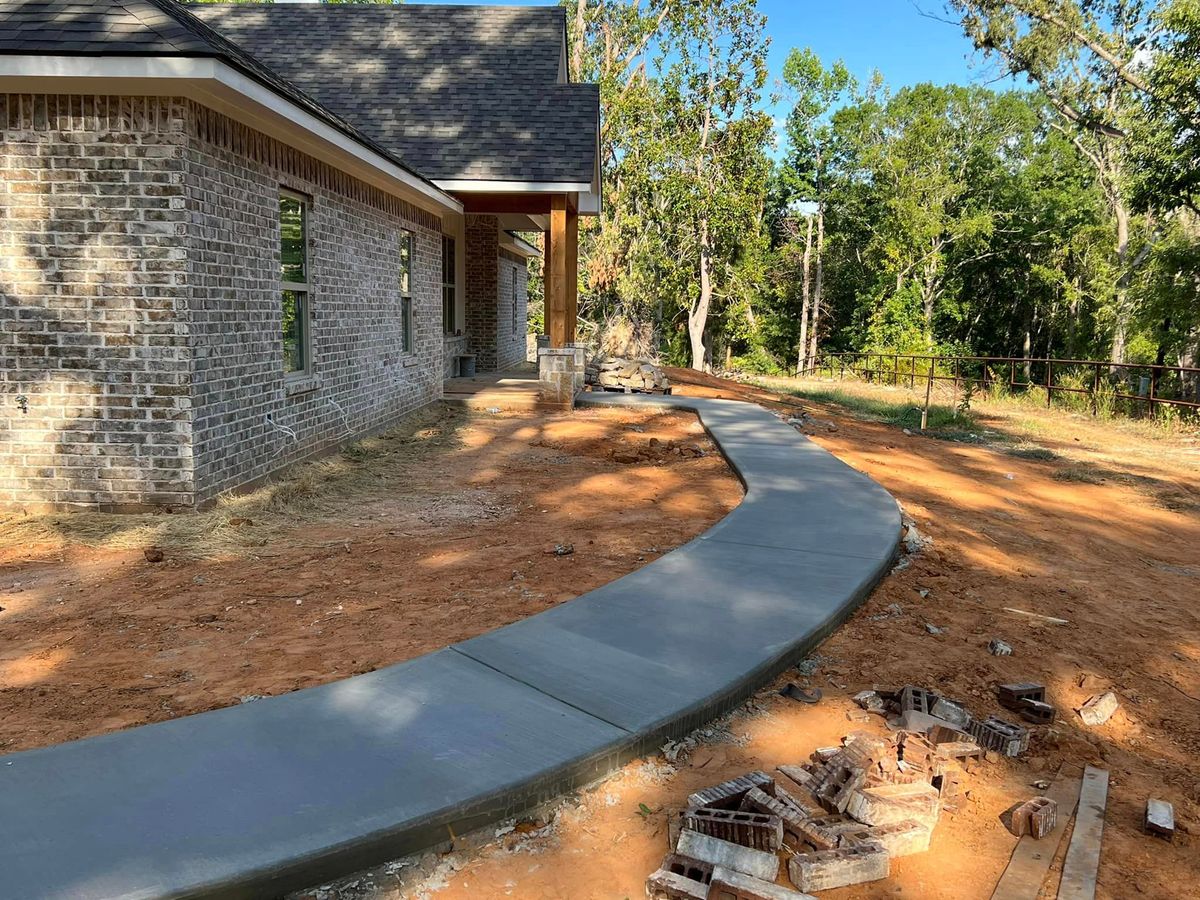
[188, 4, 598, 184]
[0, 0, 448, 194]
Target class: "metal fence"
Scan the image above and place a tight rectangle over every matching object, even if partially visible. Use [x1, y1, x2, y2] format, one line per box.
[801, 352, 1200, 416]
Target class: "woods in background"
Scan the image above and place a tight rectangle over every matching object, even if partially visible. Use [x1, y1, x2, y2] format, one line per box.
[566, 0, 1200, 387]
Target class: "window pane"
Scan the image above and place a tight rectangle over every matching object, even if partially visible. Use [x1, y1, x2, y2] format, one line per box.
[280, 196, 306, 283]
[399, 231, 412, 296]
[442, 235, 456, 334]
[282, 289, 307, 373]
[401, 296, 413, 353]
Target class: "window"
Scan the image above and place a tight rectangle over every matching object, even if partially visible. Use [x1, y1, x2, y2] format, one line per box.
[511, 266, 519, 333]
[280, 191, 310, 375]
[441, 235, 457, 334]
[399, 230, 414, 354]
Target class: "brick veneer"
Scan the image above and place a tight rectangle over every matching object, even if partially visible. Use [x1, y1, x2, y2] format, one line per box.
[463, 215, 529, 373]
[1, 94, 444, 510]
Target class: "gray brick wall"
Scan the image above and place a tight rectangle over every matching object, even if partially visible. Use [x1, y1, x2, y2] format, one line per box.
[496, 249, 530, 371]
[185, 104, 443, 504]
[0, 95, 194, 511]
[464, 215, 530, 373]
[0, 94, 445, 510]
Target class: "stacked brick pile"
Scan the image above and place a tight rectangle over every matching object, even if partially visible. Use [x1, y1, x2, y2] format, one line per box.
[647, 685, 1034, 899]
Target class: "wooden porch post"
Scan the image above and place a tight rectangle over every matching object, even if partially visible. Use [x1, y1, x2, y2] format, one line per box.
[566, 205, 578, 345]
[547, 196, 569, 347]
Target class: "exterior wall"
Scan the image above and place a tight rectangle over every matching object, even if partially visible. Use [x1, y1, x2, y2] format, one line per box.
[496, 248, 530, 371]
[0, 94, 445, 511]
[0, 95, 194, 510]
[184, 104, 443, 504]
[463, 214, 530, 373]
[464, 214, 500, 371]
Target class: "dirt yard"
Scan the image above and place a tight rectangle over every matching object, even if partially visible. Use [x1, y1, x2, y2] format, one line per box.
[0, 403, 741, 753]
[355, 371, 1200, 900]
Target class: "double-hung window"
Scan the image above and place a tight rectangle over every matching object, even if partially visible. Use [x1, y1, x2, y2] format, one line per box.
[280, 191, 311, 375]
[399, 230, 415, 354]
[442, 235, 457, 334]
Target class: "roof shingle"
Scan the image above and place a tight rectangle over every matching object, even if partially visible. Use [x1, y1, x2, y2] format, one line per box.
[189, 4, 597, 184]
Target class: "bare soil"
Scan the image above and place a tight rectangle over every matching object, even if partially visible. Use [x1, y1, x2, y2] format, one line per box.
[0, 404, 741, 753]
[373, 370, 1200, 900]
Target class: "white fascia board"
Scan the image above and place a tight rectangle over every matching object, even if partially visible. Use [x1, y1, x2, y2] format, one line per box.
[499, 233, 541, 259]
[435, 179, 594, 194]
[0, 55, 462, 217]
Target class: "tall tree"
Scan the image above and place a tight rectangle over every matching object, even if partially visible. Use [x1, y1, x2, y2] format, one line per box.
[779, 49, 854, 373]
[655, 0, 772, 370]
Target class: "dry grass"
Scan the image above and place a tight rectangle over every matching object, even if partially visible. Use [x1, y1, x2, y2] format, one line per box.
[0, 404, 466, 559]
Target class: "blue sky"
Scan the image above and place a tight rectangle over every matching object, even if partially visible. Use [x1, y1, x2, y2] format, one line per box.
[426, 0, 1022, 150]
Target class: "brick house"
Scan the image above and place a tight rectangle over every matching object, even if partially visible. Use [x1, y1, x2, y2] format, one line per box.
[0, 0, 597, 510]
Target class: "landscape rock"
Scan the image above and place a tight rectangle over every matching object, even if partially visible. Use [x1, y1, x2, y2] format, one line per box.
[1079, 691, 1120, 726]
[1146, 799, 1175, 839]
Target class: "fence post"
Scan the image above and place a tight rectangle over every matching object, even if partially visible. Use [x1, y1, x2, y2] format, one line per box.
[920, 356, 935, 430]
[1091, 364, 1100, 415]
[909, 356, 916, 390]
[1045, 359, 1053, 408]
[953, 358, 960, 412]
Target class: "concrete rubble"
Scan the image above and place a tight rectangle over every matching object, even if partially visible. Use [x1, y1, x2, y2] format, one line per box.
[1078, 691, 1120, 726]
[647, 681, 1054, 898]
[1145, 799, 1175, 839]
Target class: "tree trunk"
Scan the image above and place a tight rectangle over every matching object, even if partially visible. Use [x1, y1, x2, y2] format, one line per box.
[689, 218, 714, 371]
[1110, 200, 1131, 365]
[571, 0, 587, 81]
[1181, 330, 1200, 402]
[808, 206, 825, 371]
[797, 215, 813, 375]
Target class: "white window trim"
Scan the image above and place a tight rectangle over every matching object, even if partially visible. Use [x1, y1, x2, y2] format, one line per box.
[281, 189, 313, 380]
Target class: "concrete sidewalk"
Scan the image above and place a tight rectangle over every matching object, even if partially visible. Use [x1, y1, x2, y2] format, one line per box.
[0, 393, 900, 899]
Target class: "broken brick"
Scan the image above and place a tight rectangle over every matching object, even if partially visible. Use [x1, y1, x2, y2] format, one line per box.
[1015, 698, 1056, 724]
[675, 830, 780, 882]
[929, 696, 972, 730]
[777, 764, 815, 791]
[998, 682, 1046, 708]
[1146, 799, 1175, 839]
[1010, 796, 1057, 839]
[787, 842, 890, 892]
[845, 783, 940, 829]
[688, 771, 776, 811]
[930, 759, 964, 804]
[810, 764, 866, 814]
[797, 814, 863, 850]
[841, 818, 932, 856]
[899, 685, 937, 715]
[773, 783, 821, 819]
[741, 787, 811, 847]
[934, 740, 984, 762]
[708, 865, 815, 900]
[677, 807, 783, 852]
[662, 853, 714, 885]
[968, 716, 1029, 757]
[647, 867, 709, 900]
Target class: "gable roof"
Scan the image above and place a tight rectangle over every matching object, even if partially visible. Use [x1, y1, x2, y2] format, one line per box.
[188, 4, 599, 186]
[0, 0, 452, 200]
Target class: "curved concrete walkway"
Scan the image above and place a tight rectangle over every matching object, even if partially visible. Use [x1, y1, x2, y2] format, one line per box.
[0, 393, 900, 899]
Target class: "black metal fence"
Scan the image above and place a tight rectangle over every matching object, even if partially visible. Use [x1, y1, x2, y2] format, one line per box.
[801, 352, 1200, 416]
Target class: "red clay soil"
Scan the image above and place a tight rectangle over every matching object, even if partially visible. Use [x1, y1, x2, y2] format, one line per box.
[0, 405, 741, 754]
[405, 370, 1200, 900]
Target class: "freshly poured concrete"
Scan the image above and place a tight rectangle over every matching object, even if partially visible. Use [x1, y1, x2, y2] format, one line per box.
[0, 393, 899, 899]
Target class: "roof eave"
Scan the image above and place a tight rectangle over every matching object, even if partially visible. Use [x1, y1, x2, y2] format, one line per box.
[0, 53, 462, 218]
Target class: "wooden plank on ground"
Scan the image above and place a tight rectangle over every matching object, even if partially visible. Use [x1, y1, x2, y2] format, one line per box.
[1057, 765, 1109, 900]
[990, 767, 1082, 900]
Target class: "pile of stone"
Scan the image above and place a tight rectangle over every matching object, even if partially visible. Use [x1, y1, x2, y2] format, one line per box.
[586, 356, 672, 394]
[647, 685, 1033, 899]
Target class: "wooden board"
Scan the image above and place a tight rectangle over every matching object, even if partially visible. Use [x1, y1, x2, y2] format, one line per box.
[990, 767, 1082, 900]
[1057, 765, 1109, 900]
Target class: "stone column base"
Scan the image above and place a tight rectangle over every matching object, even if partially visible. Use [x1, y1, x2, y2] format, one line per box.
[538, 346, 585, 408]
